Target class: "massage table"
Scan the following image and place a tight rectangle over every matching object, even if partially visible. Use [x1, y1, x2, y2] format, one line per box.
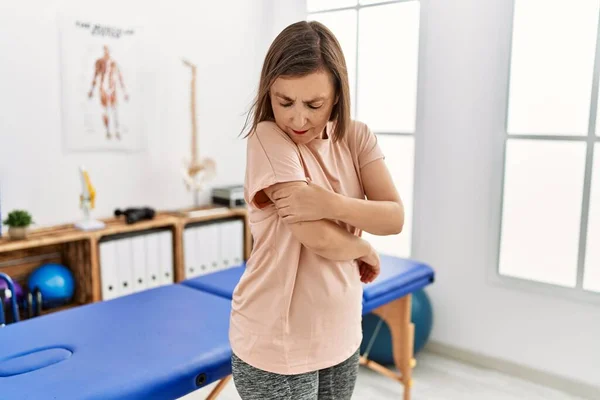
[182, 254, 435, 400]
[0, 255, 434, 400]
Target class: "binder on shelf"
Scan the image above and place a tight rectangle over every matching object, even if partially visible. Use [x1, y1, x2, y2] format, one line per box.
[200, 223, 220, 273]
[182, 218, 245, 278]
[219, 219, 244, 270]
[194, 226, 210, 277]
[131, 235, 147, 292]
[158, 230, 174, 285]
[184, 226, 199, 278]
[231, 219, 244, 267]
[116, 238, 134, 297]
[144, 232, 162, 289]
[99, 240, 119, 300]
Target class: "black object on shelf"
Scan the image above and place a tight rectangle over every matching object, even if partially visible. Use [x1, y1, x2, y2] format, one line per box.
[114, 207, 156, 224]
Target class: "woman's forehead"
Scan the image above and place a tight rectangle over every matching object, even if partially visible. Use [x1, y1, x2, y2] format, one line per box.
[271, 71, 334, 100]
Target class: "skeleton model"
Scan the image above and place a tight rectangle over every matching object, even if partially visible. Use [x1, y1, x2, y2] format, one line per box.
[181, 59, 216, 204]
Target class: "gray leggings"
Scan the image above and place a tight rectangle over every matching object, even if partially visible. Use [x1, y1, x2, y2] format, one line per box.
[231, 348, 360, 400]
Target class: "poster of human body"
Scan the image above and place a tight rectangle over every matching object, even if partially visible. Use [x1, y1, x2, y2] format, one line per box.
[59, 15, 145, 152]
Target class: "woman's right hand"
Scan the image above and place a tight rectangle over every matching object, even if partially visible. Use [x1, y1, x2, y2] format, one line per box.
[357, 244, 380, 283]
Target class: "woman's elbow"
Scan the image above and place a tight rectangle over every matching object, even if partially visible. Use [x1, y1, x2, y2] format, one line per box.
[388, 202, 405, 235]
[291, 221, 333, 252]
[393, 218, 404, 235]
[308, 228, 335, 252]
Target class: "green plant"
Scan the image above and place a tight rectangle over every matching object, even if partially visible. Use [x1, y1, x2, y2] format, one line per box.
[3, 209, 34, 227]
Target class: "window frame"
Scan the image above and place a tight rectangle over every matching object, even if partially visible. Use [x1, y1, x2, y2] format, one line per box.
[307, 0, 423, 258]
[490, 1, 600, 304]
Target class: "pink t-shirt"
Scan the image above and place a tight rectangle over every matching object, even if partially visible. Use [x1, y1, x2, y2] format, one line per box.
[229, 119, 385, 375]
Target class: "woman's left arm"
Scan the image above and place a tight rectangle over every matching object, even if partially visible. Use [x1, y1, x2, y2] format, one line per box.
[332, 158, 404, 235]
[272, 158, 404, 235]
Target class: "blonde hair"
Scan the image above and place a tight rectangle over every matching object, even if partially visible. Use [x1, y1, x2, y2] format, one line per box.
[241, 20, 351, 142]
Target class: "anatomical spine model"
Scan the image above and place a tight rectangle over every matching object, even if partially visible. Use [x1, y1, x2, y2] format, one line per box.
[181, 59, 216, 203]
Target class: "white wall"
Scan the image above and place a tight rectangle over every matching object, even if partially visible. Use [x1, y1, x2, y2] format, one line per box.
[413, 0, 600, 389]
[0, 0, 305, 229]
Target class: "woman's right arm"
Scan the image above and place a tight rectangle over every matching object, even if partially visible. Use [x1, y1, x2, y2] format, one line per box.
[290, 219, 373, 261]
[262, 181, 374, 261]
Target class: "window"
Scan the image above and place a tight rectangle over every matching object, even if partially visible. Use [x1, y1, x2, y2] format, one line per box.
[583, 146, 600, 293]
[307, 0, 421, 258]
[499, 0, 600, 296]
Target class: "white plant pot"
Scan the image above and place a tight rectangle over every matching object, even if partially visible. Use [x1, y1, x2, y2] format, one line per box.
[8, 226, 28, 240]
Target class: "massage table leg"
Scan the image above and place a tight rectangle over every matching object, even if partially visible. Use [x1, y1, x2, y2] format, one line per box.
[360, 294, 415, 400]
[206, 376, 232, 400]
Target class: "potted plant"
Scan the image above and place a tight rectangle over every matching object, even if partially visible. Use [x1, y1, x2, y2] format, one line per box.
[3, 209, 34, 240]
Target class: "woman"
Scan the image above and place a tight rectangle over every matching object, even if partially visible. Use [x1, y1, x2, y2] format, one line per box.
[230, 20, 404, 400]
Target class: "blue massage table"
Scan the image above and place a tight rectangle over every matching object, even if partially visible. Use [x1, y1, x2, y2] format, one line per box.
[0, 255, 434, 400]
[182, 254, 434, 400]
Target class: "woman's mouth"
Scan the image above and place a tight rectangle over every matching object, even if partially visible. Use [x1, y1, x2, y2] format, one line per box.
[292, 129, 309, 135]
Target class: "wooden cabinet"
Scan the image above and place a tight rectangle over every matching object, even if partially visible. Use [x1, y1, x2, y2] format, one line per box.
[0, 207, 250, 318]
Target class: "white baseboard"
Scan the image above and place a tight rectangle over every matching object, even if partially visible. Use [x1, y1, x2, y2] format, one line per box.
[425, 341, 600, 400]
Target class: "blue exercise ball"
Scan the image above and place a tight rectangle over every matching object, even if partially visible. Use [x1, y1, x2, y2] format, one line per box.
[27, 263, 75, 308]
[360, 289, 433, 365]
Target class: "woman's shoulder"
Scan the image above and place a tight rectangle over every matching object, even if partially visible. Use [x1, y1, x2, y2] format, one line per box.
[255, 120, 279, 133]
[247, 120, 298, 156]
[349, 119, 370, 132]
[251, 121, 294, 143]
[342, 119, 373, 146]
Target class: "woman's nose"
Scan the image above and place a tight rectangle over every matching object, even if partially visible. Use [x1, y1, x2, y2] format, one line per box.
[290, 111, 307, 129]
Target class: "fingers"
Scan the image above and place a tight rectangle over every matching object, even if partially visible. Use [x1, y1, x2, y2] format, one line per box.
[281, 214, 300, 224]
[358, 262, 378, 283]
[362, 272, 375, 283]
[359, 263, 369, 283]
[274, 185, 306, 200]
[277, 203, 290, 211]
[277, 207, 293, 222]
[274, 199, 291, 215]
[272, 189, 291, 201]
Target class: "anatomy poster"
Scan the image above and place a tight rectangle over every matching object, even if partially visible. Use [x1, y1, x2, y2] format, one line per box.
[59, 15, 145, 152]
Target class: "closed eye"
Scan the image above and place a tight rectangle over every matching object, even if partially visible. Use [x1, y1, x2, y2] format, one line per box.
[279, 103, 322, 109]
[279, 102, 323, 110]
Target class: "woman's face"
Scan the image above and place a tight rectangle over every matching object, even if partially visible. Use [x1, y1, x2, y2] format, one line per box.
[270, 69, 337, 145]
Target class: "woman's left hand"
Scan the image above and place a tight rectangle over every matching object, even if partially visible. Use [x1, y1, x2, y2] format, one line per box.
[272, 180, 335, 223]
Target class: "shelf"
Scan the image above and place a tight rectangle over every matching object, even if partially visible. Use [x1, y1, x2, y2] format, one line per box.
[168, 205, 247, 225]
[92, 213, 179, 239]
[0, 213, 183, 253]
[0, 206, 248, 254]
[0, 205, 251, 309]
[0, 223, 92, 252]
[39, 302, 80, 316]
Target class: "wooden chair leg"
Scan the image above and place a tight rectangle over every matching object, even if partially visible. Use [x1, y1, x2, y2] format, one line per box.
[205, 375, 231, 400]
[371, 295, 414, 400]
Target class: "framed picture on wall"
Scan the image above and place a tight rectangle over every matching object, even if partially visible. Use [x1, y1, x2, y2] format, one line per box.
[58, 12, 146, 152]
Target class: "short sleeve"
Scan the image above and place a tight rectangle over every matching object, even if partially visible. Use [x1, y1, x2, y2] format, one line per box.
[245, 122, 307, 208]
[353, 121, 385, 168]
